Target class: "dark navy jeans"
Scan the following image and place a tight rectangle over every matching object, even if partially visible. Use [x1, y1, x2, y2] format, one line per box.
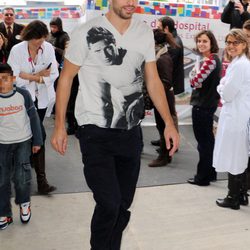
[192, 106, 217, 183]
[78, 125, 142, 250]
[0, 139, 32, 217]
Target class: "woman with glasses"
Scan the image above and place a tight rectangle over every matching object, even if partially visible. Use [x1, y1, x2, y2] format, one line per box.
[187, 30, 221, 187]
[214, 29, 250, 209]
[7, 20, 59, 195]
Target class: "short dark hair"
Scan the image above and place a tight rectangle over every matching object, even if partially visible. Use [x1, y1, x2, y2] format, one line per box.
[0, 63, 13, 75]
[243, 19, 250, 31]
[2, 7, 15, 14]
[21, 20, 49, 41]
[194, 30, 219, 54]
[159, 16, 176, 33]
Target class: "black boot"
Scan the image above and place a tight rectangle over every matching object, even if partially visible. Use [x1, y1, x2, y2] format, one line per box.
[216, 173, 240, 210]
[216, 195, 240, 210]
[148, 137, 171, 167]
[239, 193, 249, 206]
[240, 171, 249, 206]
[32, 146, 57, 195]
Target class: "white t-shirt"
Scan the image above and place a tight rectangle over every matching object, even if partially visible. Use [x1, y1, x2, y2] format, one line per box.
[65, 15, 155, 129]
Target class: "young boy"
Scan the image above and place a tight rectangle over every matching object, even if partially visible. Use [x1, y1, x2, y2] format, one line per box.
[0, 63, 43, 230]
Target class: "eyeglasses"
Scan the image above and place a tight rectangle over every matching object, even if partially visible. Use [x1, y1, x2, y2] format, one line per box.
[4, 14, 14, 17]
[225, 40, 242, 46]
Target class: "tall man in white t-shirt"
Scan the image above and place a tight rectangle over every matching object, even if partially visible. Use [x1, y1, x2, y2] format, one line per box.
[51, 0, 179, 248]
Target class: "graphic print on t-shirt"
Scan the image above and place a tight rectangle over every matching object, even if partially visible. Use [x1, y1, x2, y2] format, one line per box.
[86, 26, 145, 129]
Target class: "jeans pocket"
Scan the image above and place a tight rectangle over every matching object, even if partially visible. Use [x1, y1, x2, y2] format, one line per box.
[22, 163, 32, 184]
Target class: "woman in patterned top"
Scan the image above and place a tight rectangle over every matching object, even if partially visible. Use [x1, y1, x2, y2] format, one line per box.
[187, 30, 221, 186]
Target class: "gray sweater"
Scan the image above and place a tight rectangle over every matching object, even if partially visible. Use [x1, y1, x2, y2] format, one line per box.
[0, 86, 43, 146]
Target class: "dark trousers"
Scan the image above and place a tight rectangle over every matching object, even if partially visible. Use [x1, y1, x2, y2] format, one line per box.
[78, 125, 142, 250]
[32, 100, 47, 185]
[192, 106, 217, 183]
[66, 75, 79, 130]
[154, 90, 177, 136]
[0, 139, 32, 217]
[247, 158, 250, 189]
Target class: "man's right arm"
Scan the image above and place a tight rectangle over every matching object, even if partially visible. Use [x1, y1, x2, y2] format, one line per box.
[50, 59, 80, 155]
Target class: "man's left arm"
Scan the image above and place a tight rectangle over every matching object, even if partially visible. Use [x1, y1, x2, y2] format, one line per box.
[144, 61, 180, 156]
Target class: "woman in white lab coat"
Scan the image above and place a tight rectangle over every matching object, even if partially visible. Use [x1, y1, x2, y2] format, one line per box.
[8, 20, 59, 195]
[213, 29, 250, 209]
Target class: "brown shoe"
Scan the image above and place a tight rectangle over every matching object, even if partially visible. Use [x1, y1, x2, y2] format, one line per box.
[148, 156, 172, 167]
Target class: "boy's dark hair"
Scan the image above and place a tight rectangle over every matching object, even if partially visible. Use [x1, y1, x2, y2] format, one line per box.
[0, 63, 13, 75]
[21, 20, 49, 41]
[243, 19, 250, 30]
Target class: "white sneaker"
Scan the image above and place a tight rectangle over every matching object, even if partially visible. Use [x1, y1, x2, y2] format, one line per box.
[20, 202, 31, 224]
[0, 216, 13, 230]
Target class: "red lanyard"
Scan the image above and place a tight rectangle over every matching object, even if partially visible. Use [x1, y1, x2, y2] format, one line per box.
[28, 46, 43, 74]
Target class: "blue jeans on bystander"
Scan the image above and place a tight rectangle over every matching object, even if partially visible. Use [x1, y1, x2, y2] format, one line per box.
[0, 139, 32, 217]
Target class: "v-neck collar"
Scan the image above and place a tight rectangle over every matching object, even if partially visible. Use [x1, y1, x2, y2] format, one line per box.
[103, 15, 133, 38]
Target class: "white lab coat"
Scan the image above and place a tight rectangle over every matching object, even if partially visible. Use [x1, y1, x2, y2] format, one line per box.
[8, 41, 59, 116]
[213, 55, 250, 175]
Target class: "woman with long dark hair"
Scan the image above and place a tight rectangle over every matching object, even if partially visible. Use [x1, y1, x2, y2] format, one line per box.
[187, 30, 221, 186]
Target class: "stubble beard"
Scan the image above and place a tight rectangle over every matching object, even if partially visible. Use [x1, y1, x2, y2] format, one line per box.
[113, 6, 135, 20]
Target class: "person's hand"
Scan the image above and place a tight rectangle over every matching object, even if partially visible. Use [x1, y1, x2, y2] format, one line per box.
[39, 68, 51, 77]
[32, 146, 41, 154]
[50, 127, 68, 155]
[235, 2, 244, 14]
[164, 124, 180, 156]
